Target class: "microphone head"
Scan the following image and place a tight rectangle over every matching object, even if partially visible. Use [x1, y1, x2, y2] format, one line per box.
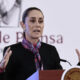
[60, 59, 67, 62]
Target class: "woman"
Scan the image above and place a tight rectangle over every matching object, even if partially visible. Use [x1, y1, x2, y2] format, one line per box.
[3, 7, 62, 80]
[0, 7, 80, 80]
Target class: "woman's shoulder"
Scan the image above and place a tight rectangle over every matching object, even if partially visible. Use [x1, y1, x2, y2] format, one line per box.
[5, 42, 21, 48]
[41, 42, 57, 50]
[40, 42, 59, 57]
[3, 42, 22, 53]
[41, 42, 55, 48]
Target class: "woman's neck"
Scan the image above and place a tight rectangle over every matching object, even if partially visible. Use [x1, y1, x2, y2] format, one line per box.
[25, 35, 39, 44]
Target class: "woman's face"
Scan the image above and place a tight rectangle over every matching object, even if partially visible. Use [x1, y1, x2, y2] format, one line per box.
[24, 10, 44, 40]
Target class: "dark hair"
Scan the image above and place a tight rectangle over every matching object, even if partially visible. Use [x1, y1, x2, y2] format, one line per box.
[22, 7, 43, 23]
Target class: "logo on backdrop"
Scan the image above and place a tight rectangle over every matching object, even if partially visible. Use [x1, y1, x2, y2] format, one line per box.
[61, 66, 80, 80]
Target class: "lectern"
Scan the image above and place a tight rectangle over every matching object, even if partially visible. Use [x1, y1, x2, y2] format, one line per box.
[39, 70, 64, 80]
[27, 70, 64, 80]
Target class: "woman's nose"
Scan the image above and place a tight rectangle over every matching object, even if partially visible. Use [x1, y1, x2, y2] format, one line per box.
[36, 21, 40, 27]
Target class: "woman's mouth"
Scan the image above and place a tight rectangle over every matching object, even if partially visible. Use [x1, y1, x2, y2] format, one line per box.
[33, 30, 40, 32]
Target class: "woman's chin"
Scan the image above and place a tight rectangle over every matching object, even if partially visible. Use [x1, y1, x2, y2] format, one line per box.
[32, 35, 40, 39]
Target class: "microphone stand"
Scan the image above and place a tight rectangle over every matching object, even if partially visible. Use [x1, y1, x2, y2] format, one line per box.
[60, 59, 72, 66]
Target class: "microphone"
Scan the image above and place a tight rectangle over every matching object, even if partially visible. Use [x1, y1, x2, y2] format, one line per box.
[60, 59, 72, 66]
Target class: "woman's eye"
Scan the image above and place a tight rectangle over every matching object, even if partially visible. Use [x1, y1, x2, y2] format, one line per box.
[39, 20, 43, 23]
[30, 20, 35, 23]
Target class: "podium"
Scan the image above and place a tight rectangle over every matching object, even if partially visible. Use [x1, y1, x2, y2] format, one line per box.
[27, 70, 64, 80]
[39, 70, 64, 80]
